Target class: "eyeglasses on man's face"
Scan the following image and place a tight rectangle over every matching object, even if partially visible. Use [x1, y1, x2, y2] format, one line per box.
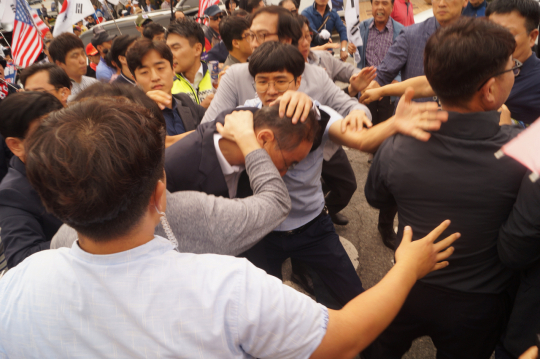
[476, 58, 522, 91]
[210, 14, 225, 21]
[246, 31, 279, 44]
[252, 79, 295, 93]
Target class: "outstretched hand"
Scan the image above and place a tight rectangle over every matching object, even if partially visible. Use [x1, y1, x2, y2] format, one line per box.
[393, 87, 448, 141]
[359, 87, 383, 104]
[349, 67, 377, 97]
[395, 220, 460, 280]
[269, 90, 313, 124]
[146, 90, 172, 110]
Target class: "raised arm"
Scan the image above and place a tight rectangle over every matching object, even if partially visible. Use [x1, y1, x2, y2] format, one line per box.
[360, 75, 434, 104]
[310, 220, 459, 359]
[329, 88, 448, 153]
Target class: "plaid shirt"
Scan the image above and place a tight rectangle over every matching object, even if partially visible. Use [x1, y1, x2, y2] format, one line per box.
[375, 16, 440, 102]
[365, 18, 394, 68]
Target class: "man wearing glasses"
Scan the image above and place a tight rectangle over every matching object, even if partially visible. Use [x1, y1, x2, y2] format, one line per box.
[204, 5, 224, 49]
[363, 18, 528, 359]
[166, 41, 448, 309]
[19, 63, 72, 106]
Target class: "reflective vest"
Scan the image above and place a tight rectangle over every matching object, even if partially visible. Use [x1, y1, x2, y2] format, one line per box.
[171, 62, 213, 105]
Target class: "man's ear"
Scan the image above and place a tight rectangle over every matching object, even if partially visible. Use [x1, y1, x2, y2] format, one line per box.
[5, 137, 25, 160]
[294, 75, 302, 91]
[231, 38, 239, 50]
[118, 55, 128, 66]
[255, 128, 275, 147]
[194, 42, 203, 57]
[55, 60, 66, 71]
[479, 77, 497, 105]
[60, 87, 71, 104]
[151, 177, 167, 214]
[529, 28, 539, 48]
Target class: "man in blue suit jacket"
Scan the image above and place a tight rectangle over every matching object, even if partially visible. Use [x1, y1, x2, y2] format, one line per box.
[0, 92, 64, 269]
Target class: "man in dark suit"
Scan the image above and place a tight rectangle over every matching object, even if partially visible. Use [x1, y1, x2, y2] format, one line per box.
[126, 38, 206, 146]
[142, 0, 156, 12]
[0, 92, 64, 269]
[498, 173, 540, 359]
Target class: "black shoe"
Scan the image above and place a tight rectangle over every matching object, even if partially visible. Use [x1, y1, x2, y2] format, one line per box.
[330, 212, 349, 226]
[378, 223, 397, 250]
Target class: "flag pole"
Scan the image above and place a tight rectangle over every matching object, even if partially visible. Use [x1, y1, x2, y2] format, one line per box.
[0, 32, 13, 51]
[0, 77, 20, 91]
[97, 2, 122, 35]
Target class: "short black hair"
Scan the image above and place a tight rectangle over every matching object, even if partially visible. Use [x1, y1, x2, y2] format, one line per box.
[220, 16, 250, 51]
[75, 82, 166, 128]
[110, 34, 138, 69]
[48, 32, 84, 64]
[25, 98, 165, 242]
[246, 0, 263, 13]
[251, 6, 302, 46]
[0, 92, 63, 139]
[166, 18, 205, 47]
[126, 38, 174, 78]
[20, 63, 72, 90]
[249, 41, 305, 78]
[424, 17, 516, 107]
[143, 22, 166, 40]
[486, 0, 540, 33]
[254, 104, 318, 152]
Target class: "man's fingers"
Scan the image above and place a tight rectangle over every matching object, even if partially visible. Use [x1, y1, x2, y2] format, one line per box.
[423, 220, 451, 243]
[301, 100, 311, 123]
[434, 232, 460, 252]
[410, 128, 431, 142]
[401, 226, 413, 244]
[290, 95, 305, 122]
[278, 93, 291, 117]
[402, 87, 415, 105]
[216, 122, 224, 134]
[431, 261, 450, 272]
[287, 95, 300, 122]
[435, 246, 455, 262]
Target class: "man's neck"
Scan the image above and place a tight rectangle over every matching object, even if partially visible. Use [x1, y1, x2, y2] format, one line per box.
[374, 18, 388, 32]
[441, 101, 492, 114]
[71, 74, 83, 83]
[316, 3, 326, 14]
[517, 50, 533, 65]
[439, 15, 461, 28]
[121, 66, 135, 80]
[229, 49, 248, 63]
[77, 216, 157, 255]
[219, 138, 246, 166]
[183, 60, 201, 84]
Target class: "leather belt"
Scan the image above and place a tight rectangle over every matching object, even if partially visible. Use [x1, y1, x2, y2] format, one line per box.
[272, 206, 329, 237]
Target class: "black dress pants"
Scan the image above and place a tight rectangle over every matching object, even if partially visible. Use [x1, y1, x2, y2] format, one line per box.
[366, 95, 395, 126]
[362, 281, 512, 359]
[263, 213, 364, 306]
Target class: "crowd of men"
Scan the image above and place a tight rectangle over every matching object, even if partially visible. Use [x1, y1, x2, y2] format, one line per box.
[0, 0, 539, 358]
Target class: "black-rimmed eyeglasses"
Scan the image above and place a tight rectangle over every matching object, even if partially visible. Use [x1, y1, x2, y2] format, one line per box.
[477, 59, 522, 91]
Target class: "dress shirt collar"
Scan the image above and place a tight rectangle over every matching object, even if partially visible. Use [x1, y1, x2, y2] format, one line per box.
[70, 236, 174, 265]
[213, 133, 245, 175]
[369, 17, 393, 32]
[188, 63, 204, 89]
[437, 110, 501, 140]
[120, 71, 136, 85]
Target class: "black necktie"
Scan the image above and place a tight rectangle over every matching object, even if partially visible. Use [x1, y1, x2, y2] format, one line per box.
[235, 170, 253, 199]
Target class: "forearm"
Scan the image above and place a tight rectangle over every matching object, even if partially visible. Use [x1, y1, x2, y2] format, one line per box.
[380, 76, 434, 98]
[330, 117, 397, 153]
[187, 150, 291, 255]
[165, 131, 193, 148]
[311, 262, 417, 359]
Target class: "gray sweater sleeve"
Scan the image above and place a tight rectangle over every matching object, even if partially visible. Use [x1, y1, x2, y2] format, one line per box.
[51, 149, 291, 256]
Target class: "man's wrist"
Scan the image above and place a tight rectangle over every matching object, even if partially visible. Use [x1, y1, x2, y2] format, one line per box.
[348, 84, 358, 98]
[236, 131, 261, 158]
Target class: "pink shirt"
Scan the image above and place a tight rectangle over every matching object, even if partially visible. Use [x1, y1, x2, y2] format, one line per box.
[391, 0, 415, 27]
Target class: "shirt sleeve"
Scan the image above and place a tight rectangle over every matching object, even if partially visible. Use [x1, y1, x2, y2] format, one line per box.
[375, 30, 409, 87]
[237, 260, 328, 359]
[201, 65, 240, 123]
[333, 11, 348, 41]
[364, 136, 397, 209]
[498, 173, 540, 270]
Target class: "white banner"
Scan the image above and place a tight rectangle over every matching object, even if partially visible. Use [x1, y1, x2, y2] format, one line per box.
[345, 0, 362, 64]
[53, 0, 95, 37]
[0, 0, 16, 24]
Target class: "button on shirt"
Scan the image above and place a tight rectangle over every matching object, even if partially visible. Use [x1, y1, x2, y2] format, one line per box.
[242, 98, 340, 231]
[0, 236, 328, 358]
[366, 18, 394, 67]
[505, 53, 540, 126]
[162, 99, 187, 136]
[214, 133, 245, 198]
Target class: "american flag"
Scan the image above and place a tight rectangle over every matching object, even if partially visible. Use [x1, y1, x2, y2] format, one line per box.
[197, 0, 219, 24]
[12, 0, 43, 68]
[31, 9, 50, 38]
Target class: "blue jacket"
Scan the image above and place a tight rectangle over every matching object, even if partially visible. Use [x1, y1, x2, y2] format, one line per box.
[357, 17, 404, 73]
[301, 3, 347, 44]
